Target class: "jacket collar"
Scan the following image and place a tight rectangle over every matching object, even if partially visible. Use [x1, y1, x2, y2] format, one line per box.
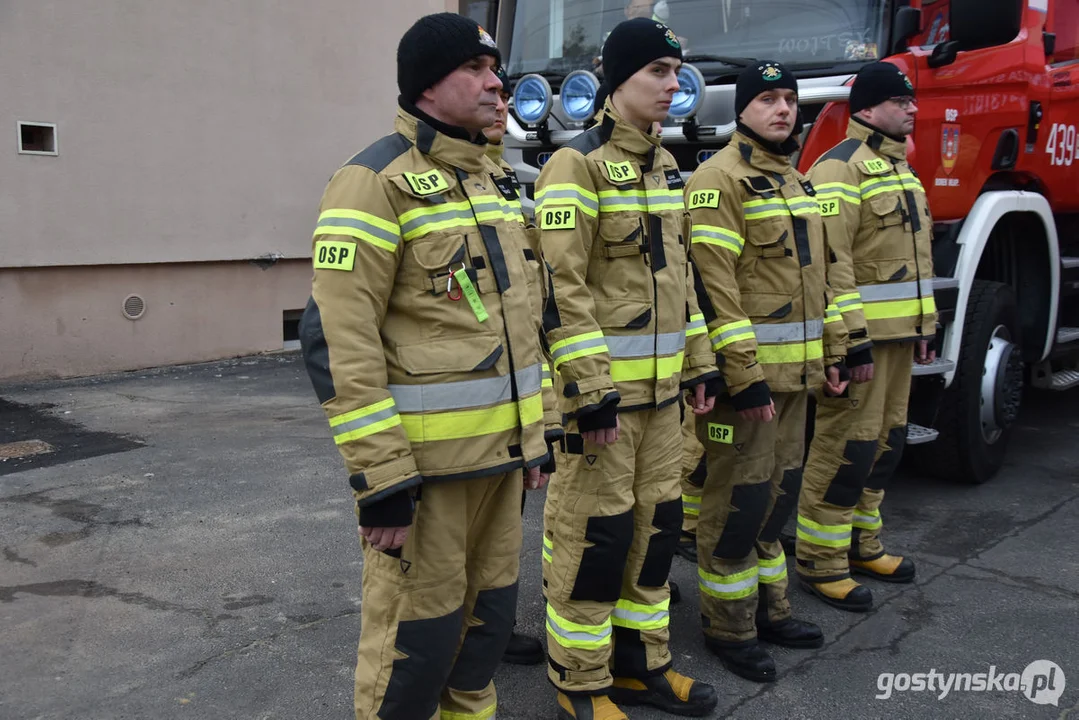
[485, 141, 504, 165]
[731, 130, 793, 175]
[602, 100, 662, 157]
[848, 117, 908, 161]
[394, 105, 490, 174]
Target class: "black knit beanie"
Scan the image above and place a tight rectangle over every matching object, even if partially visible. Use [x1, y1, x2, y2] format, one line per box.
[849, 62, 914, 114]
[601, 18, 683, 95]
[494, 64, 510, 97]
[397, 13, 501, 104]
[735, 60, 798, 119]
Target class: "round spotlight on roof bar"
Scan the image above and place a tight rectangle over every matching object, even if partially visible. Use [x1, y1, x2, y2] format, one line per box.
[513, 73, 553, 127]
[669, 63, 705, 120]
[559, 70, 600, 123]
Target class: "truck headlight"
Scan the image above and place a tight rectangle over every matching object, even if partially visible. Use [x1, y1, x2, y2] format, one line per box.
[669, 64, 705, 120]
[513, 74, 553, 127]
[559, 70, 600, 123]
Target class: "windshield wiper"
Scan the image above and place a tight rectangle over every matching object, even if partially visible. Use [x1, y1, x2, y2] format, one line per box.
[507, 69, 569, 82]
[682, 54, 755, 67]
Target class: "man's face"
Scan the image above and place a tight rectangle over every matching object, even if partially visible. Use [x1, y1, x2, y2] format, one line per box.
[420, 54, 503, 134]
[740, 89, 798, 143]
[626, 0, 652, 19]
[484, 91, 510, 144]
[614, 58, 681, 127]
[860, 96, 917, 138]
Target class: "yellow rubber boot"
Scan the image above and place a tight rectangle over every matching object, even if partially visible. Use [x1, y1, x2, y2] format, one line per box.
[610, 669, 718, 717]
[556, 693, 628, 720]
[850, 554, 916, 583]
[800, 577, 873, 613]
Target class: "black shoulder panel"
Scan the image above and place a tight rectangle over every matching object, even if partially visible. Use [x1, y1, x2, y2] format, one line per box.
[299, 296, 336, 404]
[818, 137, 863, 164]
[345, 133, 413, 173]
[566, 126, 606, 156]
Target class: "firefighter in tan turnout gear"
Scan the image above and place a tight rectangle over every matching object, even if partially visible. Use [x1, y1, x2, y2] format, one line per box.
[536, 18, 721, 720]
[685, 61, 850, 683]
[297, 14, 559, 720]
[797, 62, 937, 612]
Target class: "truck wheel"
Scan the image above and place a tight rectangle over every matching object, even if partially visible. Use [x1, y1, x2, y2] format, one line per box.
[920, 280, 1023, 484]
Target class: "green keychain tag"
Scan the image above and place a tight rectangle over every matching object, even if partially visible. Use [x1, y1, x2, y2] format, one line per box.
[453, 267, 489, 323]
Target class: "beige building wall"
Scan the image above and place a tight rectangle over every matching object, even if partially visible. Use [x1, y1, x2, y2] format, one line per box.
[0, 0, 460, 381]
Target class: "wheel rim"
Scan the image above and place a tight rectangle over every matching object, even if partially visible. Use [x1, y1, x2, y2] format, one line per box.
[979, 324, 1022, 445]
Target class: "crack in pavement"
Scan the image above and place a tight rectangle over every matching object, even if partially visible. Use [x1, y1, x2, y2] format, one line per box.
[176, 609, 361, 680]
[950, 562, 1078, 601]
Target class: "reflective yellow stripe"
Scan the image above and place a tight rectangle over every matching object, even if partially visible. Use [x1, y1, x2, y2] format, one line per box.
[541, 362, 553, 389]
[756, 339, 824, 364]
[682, 493, 701, 517]
[835, 292, 865, 313]
[536, 183, 600, 217]
[862, 298, 923, 321]
[546, 604, 612, 650]
[440, 703, 497, 720]
[710, 319, 755, 350]
[796, 514, 851, 548]
[853, 508, 882, 530]
[824, 304, 843, 324]
[398, 201, 477, 241]
[400, 394, 542, 443]
[609, 351, 684, 382]
[698, 565, 759, 600]
[542, 535, 554, 563]
[686, 313, 708, 338]
[691, 224, 745, 256]
[611, 597, 670, 631]
[814, 181, 861, 205]
[758, 553, 788, 584]
[550, 331, 609, 369]
[330, 398, 402, 444]
[315, 209, 401, 252]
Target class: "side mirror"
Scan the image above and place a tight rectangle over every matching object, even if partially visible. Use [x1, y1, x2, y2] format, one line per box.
[891, 7, 922, 55]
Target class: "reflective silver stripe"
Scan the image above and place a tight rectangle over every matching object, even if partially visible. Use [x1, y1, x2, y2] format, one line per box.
[551, 336, 608, 362]
[389, 363, 542, 412]
[797, 520, 850, 542]
[612, 607, 669, 624]
[758, 563, 787, 579]
[399, 207, 475, 237]
[698, 570, 759, 594]
[332, 405, 398, 437]
[713, 324, 756, 344]
[470, 197, 516, 215]
[786, 198, 819, 212]
[686, 317, 707, 333]
[546, 618, 612, 644]
[853, 512, 882, 526]
[753, 319, 824, 344]
[836, 295, 863, 309]
[537, 188, 599, 212]
[599, 192, 647, 210]
[605, 332, 685, 359]
[744, 200, 786, 214]
[316, 216, 400, 247]
[919, 278, 934, 296]
[858, 281, 919, 302]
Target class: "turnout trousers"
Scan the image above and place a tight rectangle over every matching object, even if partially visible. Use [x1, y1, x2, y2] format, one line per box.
[354, 472, 523, 720]
[694, 391, 807, 643]
[543, 403, 682, 695]
[680, 407, 707, 536]
[796, 342, 914, 580]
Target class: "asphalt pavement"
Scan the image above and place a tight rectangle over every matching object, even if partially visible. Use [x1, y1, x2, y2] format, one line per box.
[1, 353, 1076, 720]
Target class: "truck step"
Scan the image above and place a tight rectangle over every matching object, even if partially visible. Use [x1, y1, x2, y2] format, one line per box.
[1061, 256, 1079, 270]
[911, 357, 956, 376]
[1048, 369, 1079, 391]
[906, 423, 939, 445]
[1057, 327, 1079, 345]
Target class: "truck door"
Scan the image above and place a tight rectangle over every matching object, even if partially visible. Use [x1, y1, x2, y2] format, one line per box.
[1041, 0, 1079, 211]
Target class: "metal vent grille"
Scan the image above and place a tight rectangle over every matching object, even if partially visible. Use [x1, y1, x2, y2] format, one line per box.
[122, 294, 146, 320]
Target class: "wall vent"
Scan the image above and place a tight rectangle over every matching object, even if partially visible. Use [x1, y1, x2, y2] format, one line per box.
[122, 294, 146, 320]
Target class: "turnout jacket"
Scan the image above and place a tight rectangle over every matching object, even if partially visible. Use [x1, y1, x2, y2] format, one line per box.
[686, 130, 848, 397]
[300, 108, 560, 512]
[534, 102, 719, 417]
[808, 119, 936, 349]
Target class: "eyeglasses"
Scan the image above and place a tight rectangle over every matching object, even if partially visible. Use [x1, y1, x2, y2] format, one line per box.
[889, 96, 917, 109]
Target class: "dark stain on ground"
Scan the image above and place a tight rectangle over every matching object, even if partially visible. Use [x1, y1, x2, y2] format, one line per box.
[917, 509, 1017, 559]
[3, 547, 38, 567]
[0, 398, 143, 476]
[221, 594, 275, 611]
[1, 491, 148, 546]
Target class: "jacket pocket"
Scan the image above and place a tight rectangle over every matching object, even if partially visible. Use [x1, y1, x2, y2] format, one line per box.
[867, 193, 904, 229]
[406, 233, 496, 294]
[854, 258, 910, 285]
[741, 291, 793, 322]
[396, 334, 504, 375]
[593, 300, 653, 330]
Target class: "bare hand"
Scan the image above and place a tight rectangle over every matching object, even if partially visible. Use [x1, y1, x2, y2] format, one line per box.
[823, 365, 850, 397]
[737, 399, 775, 423]
[525, 465, 549, 490]
[851, 363, 875, 384]
[915, 340, 936, 365]
[582, 415, 620, 446]
[686, 383, 716, 416]
[360, 525, 409, 552]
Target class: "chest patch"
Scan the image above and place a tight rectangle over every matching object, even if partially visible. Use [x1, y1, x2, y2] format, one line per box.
[665, 169, 685, 190]
[819, 198, 841, 217]
[403, 169, 449, 195]
[604, 160, 638, 183]
[860, 158, 891, 175]
[687, 189, 721, 210]
[493, 175, 518, 201]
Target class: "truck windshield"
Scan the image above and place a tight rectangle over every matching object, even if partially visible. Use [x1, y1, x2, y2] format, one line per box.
[507, 0, 890, 78]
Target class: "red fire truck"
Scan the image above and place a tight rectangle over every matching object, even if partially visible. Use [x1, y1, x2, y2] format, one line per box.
[496, 0, 1079, 483]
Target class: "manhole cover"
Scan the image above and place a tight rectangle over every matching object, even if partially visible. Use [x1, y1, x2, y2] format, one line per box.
[0, 440, 55, 459]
